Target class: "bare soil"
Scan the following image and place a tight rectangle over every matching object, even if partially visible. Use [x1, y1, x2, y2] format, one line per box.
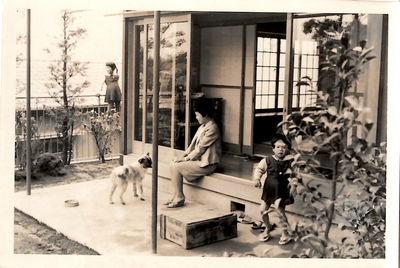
[14, 160, 119, 255]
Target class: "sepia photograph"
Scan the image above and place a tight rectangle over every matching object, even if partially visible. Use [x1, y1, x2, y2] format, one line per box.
[1, 0, 399, 267]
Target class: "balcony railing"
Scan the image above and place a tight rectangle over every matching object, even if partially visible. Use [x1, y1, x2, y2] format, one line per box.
[15, 94, 120, 168]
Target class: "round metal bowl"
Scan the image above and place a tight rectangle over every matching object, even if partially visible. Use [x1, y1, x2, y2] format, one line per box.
[64, 199, 79, 207]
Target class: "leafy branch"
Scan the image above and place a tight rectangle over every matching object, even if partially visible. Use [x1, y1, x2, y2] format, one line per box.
[277, 16, 385, 258]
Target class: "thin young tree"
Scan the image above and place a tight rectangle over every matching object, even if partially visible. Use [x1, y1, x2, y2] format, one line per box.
[44, 10, 90, 165]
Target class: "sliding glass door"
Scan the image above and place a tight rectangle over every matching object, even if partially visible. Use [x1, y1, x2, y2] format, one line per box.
[131, 15, 191, 160]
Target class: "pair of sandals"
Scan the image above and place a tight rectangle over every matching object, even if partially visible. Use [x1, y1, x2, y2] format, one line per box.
[163, 199, 185, 208]
[257, 223, 277, 242]
[257, 223, 292, 245]
[259, 233, 292, 244]
[278, 235, 293, 245]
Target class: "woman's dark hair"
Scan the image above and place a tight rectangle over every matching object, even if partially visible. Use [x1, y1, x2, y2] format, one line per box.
[105, 62, 118, 73]
[193, 98, 215, 118]
[271, 133, 291, 149]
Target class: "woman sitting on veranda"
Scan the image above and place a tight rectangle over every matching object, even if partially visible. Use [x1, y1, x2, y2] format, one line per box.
[165, 99, 222, 208]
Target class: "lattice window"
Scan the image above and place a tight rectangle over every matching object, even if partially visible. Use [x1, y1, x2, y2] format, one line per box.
[256, 35, 318, 111]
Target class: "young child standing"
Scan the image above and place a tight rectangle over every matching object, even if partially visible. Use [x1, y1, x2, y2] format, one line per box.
[253, 133, 294, 244]
[102, 62, 121, 112]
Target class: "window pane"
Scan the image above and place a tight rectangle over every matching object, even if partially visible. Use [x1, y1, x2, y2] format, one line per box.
[270, 53, 277, 66]
[279, 54, 285, 66]
[173, 21, 189, 150]
[280, 39, 286, 53]
[262, 81, 269, 95]
[300, 68, 308, 79]
[293, 82, 298, 94]
[257, 37, 263, 52]
[313, 68, 318, 79]
[292, 95, 298, 108]
[256, 81, 262, 94]
[268, 96, 275, 108]
[268, 82, 275, 94]
[158, 22, 173, 147]
[277, 95, 283, 108]
[263, 38, 271, 51]
[279, 67, 285, 81]
[299, 95, 305, 107]
[293, 68, 299, 80]
[255, 36, 286, 112]
[301, 55, 307, 68]
[305, 94, 313, 106]
[279, 81, 284, 94]
[257, 53, 263, 66]
[306, 68, 312, 78]
[263, 68, 269, 80]
[146, 24, 154, 144]
[257, 67, 263, 80]
[262, 95, 269, 108]
[256, 96, 261, 109]
[271, 38, 277, 52]
[270, 68, 276, 81]
[263, 53, 269, 66]
[143, 22, 189, 149]
[134, 25, 144, 141]
[307, 56, 314, 68]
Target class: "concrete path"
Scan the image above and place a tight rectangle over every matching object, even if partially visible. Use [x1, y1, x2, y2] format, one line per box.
[14, 175, 302, 257]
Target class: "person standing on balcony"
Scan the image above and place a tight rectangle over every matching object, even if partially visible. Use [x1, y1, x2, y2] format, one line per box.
[101, 62, 121, 112]
[254, 133, 294, 245]
[165, 98, 222, 208]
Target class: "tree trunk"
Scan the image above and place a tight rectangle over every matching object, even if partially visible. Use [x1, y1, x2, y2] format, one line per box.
[324, 154, 338, 240]
[325, 80, 347, 240]
[93, 134, 105, 163]
[61, 116, 69, 165]
[100, 151, 106, 163]
[62, 11, 69, 165]
[67, 117, 74, 165]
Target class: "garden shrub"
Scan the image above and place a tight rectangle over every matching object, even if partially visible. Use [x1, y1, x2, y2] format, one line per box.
[33, 153, 66, 177]
[276, 16, 386, 258]
[84, 109, 121, 163]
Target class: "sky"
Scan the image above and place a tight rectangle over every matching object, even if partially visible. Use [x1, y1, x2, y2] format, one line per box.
[16, 9, 122, 62]
[15, 9, 123, 103]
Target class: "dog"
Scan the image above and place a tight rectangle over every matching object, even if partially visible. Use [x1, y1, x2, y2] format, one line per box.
[109, 153, 152, 205]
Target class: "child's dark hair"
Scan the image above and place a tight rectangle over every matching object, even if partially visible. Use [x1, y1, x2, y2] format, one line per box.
[106, 62, 118, 73]
[193, 98, 215, 118]
[271, 133, 291, 149]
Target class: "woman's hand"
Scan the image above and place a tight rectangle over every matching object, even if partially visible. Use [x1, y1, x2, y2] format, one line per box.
[254, 179, 262, 188]
[173, 156, 189, 163]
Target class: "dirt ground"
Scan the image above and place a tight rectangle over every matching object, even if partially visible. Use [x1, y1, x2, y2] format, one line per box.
[14, 160, 119, 255]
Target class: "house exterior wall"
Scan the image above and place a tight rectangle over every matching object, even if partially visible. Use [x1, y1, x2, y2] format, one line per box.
[200, 26, 242, 86]
[123, 12, 387, 156]
[121, 11, 388, 221]
[200, 25, 255, 149]
[361, 14, 385, 143]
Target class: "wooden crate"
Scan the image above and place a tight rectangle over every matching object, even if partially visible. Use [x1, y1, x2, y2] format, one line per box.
[160, 209, 237, 249]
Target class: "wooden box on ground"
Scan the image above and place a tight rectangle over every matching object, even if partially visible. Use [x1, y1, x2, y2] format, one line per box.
[160, 207, 237, 249]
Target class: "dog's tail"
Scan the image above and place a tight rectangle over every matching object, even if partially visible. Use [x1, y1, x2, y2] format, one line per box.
[117, 167, 130, 180]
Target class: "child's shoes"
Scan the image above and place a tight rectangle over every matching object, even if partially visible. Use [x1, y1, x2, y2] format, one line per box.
[258, 232, 271, 242]
[278, 232, 293, 245]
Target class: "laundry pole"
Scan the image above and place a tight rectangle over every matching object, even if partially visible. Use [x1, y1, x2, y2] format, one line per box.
[26, 9, 32, 195]
[151, 11, 160, 254]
